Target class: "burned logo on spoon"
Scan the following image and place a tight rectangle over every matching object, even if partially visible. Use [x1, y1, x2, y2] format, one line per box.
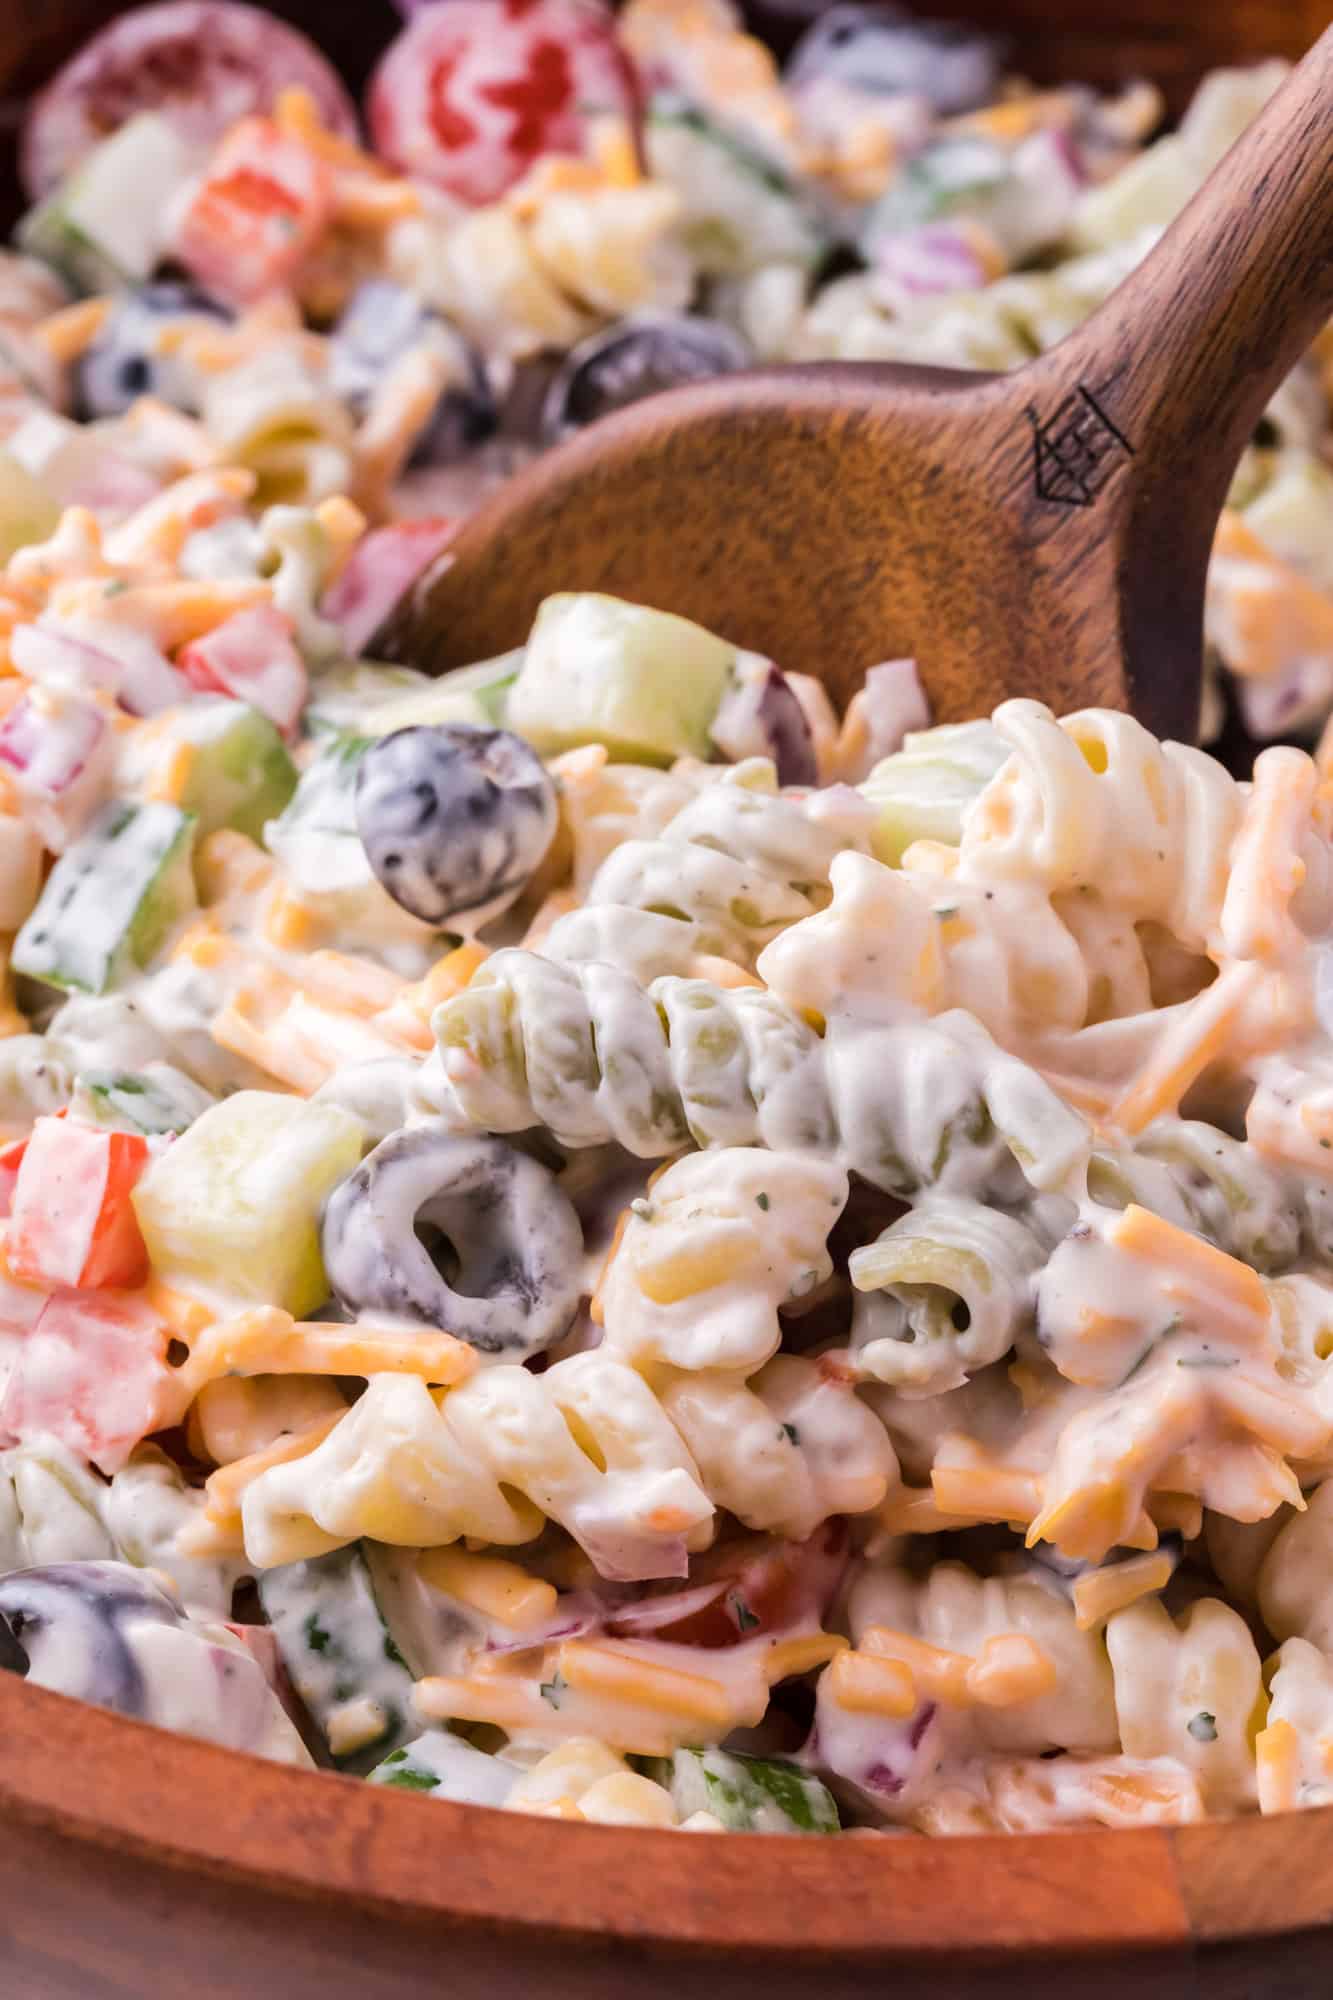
[1026, 385, 1135, 507]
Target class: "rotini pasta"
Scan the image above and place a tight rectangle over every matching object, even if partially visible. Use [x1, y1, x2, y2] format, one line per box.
[1, 0, 1331, 1845]
[433, 951, 1089, 1196]
[582, 758, 874, 969]
[239, 1347, 891, 1577]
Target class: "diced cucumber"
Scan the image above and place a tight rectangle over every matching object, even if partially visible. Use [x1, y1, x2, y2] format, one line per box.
[13, 800, 197, 994]
[258, 1543, 418, 1772]
[304, 657, 517, 740]
[860, 719, 1010, 866]
[304, 663, 431, 738]
[264, 730, 371, 882]
[70, 1063, 214, 1137]
[508, 593, 734, 765]
[0, 1036, 72, 1134]
[1068, 135, 1199, 251]
[121, 698, 298, 842]
[661, 1747, 840, 1833]
[0, 448, 59, 560]
[645, 96, 827, 275]
[1242, 454, 1333, 592]
[264, 733, 444, 966]
[860, 134, 1009, 241]
[0, 1438, 116, 1573]
[370, 1729, 517, 1806]
[19, 114, 197, 293]
[429, 651, 523, 727]
[131, 1090, 364, 1316]
[355, 683, 490, 736]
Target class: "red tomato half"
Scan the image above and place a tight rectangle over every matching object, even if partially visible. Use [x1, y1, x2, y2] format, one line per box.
[367, 0, 639, 206]
[22, 0, 358, 200]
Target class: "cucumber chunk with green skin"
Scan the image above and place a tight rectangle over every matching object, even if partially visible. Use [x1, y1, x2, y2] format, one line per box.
[19, 115, 197, 293]
[13, 800, 197, 994]
[663, 1748, 840, 1832]
[508, 594, 735, 765]
[860, 720, 1010, 866]
[645, 97, 828, 275]
[131, 1090, 364, 1317]
[70, 1063, 214, 1137]
[121, 698, 297, 842]
[370, 1729, 517, 1805]
[259, 1544, 418, 1773]
[304, 658, 516, 740]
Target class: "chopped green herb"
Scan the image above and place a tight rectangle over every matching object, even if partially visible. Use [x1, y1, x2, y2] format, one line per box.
[755, 1191, 771, 1211]
[305, 1614, 330, 1655]
[381, 1768, 441, 1792]
[781, 1422, 800, 1446]
[728, 1593, 760, 1633]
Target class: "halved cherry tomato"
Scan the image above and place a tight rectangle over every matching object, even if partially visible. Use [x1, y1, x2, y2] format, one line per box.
[22, 0, 358, 200]
[367, 0, 639, 206]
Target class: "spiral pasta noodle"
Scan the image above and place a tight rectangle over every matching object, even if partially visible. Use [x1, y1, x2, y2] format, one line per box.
[848, 1194, 1054, 1394]
[432, 949, 1090, 1196]
[239, 1349, 894, 1575]
[583, 761, 874, 969]
[947, 699, 1244, 952]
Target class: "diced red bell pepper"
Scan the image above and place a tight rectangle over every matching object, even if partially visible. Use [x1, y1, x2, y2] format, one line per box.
[320, 518, 456, 657]
[7, 1117, 151, 1291]
[0, 1136, 28, 1222]
[178, 603, 308, 738]
[0, 1285, 174, 1473]
[170, 117, 334, 305]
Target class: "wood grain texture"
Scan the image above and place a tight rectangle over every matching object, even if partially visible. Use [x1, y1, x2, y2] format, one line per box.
[6, 1673, 1333, 1997]
[0, 5, 1331, 1998]
[395, 28, 1333, 741]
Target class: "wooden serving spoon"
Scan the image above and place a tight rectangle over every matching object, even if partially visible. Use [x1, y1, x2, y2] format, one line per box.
[393, 31, 1333, 741]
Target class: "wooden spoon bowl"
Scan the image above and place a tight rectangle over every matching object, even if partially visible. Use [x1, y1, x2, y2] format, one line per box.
[2, 7, 1333, 2000]
[395, 31, 1333, 739]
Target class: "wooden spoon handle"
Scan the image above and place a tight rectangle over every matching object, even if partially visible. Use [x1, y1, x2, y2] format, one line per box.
[1036, 28, 1333, 490]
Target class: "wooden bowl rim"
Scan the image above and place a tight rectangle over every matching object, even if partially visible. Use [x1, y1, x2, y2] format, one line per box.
[6, 1670, 1333, 1958]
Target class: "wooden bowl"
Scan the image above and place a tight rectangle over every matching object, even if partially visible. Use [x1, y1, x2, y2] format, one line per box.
[2, 5, 1333, 1995]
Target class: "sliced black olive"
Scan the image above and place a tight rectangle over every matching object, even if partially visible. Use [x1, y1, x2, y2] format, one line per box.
[329, 280, 497, 464]
[74, 282, 231, 419]
[321, 1128, 584, 1358]
[355, 723, 558, 927]
[785, 5, 1006, 115]
[540, 313, 752, 444]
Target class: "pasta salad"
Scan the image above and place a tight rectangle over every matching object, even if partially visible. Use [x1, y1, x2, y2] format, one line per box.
[0, 0, 1332, 1842]
[0, 0, 1329, 737]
